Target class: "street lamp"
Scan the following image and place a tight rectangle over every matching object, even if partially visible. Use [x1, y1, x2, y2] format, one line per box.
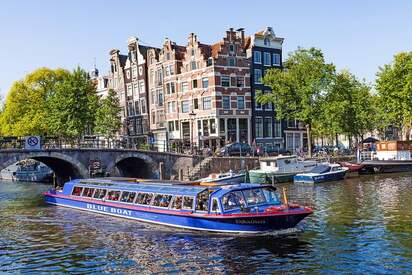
[189, 110, 196, 153]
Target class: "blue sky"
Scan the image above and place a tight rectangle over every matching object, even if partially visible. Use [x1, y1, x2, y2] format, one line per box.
[1, 0, 411, 96]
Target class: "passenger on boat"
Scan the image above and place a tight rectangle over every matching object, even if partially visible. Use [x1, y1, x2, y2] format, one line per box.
[172, 196, 183, 210]
[196, 191, 209, 211]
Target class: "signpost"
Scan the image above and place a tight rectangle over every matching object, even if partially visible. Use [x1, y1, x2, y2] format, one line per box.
[25, 136, 41, 150]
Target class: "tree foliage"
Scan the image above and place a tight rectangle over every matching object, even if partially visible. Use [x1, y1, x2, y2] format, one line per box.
[47, 67, 99, 138]
[0, 68, 69, 136]
[375, 51, 412, 139]
[94, 89, 122, 139]
[260, 47, 335, 154]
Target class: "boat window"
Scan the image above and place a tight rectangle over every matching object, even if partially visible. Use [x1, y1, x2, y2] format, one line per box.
[152, 194, 173, 208]
[195, 190, 209, 212]
[262, 187, 281, 204]
[170, 196, 183, 210]
[120, 191, 137, 203]
[93, 189, 107, 199]
[107, 190, 121, 201]
[136, 193, 154, 205]
[72, 186, 83, 196]
[82, 187, 95, 198]
[182, 196, 194, 210]
[242, 189, 267, 206]
[221, 191, 246, 211]
[211, 198, 220, 213]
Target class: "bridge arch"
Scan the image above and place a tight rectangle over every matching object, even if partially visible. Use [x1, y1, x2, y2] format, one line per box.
[0, 151, 89, 185]
[108, 152, 158, 179]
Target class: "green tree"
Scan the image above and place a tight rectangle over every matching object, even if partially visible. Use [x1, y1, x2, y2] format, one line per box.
[259, 47, 335, 156]
[321, 70, 376, 147]
[47, 67, 98, 138]
[375, 51, 412, 139]
[94, 89, 122, 142]
[0, 68, 69, 136]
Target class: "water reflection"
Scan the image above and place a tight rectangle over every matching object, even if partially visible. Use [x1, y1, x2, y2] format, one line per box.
[1, 175, 412, 273]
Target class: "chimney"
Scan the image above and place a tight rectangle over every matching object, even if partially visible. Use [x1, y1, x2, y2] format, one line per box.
[236, 28, 245, 44]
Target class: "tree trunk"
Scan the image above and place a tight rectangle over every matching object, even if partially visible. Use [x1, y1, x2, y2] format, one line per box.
[306, 124, 312, 158]
[335, 133, 339, 148]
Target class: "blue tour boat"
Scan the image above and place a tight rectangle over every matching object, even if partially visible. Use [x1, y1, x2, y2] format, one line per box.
[43, 179, 312, 234]
[294, 163, 348, 184]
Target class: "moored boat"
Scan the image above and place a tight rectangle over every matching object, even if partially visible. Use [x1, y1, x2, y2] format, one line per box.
[339, 162, 365, 173]
[294, 164, 348, 183]
[43, 179, 312, 234]
[196, 170, 245, 184]
[249, 155, 318, 184]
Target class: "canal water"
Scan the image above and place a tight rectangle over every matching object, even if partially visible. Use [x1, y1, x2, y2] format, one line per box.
[1, 174, 412, 274]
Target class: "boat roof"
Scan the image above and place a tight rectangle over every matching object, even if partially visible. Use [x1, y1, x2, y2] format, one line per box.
[67, 179, 209, 196]
[310, 165, 331, 173]
[260, 155, 297, 161]
[64, 179, 270, 197]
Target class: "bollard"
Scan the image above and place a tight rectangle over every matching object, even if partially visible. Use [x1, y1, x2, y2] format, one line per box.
[178, 169, 183, 181]
[159, 162, 164, 180]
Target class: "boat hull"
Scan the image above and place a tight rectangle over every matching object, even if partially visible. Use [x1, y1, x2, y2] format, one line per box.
[200, 174, 245, 184]
[44, 193, 311, 234]
[294, 170, 347, 183]
[359, 160, 412, 174]
[249, 170, 296, 184]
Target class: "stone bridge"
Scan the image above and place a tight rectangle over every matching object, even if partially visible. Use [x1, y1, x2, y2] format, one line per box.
[0, 149, 201, 184]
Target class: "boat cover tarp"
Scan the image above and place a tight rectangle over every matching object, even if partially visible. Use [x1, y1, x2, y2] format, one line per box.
[310, 165, 331, 174]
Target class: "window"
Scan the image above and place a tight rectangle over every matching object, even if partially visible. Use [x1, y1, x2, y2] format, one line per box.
[263, 52, 271, 66]
[168, 121, 174, 131]
[202, 77, 209, 88]
[243, 189, 267, 206]
[175, 120, 179, 130]
[157, 89, 163, 106]
[262, 187, 281, 204]
[181, 82, 188, 92]
[93, 189, 107, 199]
[211, 198, 220, 213]
[140, 99, 146, 114]
[191, 60, 197, 70]
[107, 190, 121, 201]
[228, 57, 236, 67]
[219, 119, 225, 134]
[126, 84, 132, 97]
[171, 196, 183, 210]
[193, 98, 199, 109]
[210, 119, 216, 134]
[156, 69, 163, 85]
[181, 100, 189, 113]
[166, 82, 175, 94]
[135, 101, 140, 114]
[237, 96, 245, 109]
[273, 53, 281, 66]
[264, 117, 272, 137]
[202, 97, 211, 110]
[183, 196, 194, 210]
[236, 77, 244, 87]
[222, 191, 246, 211]
[72, 186, 83, 196]
[136, 193, 153, 205]
[274, 119, 282, 137]
[196, 190, 209, 212]
[132, 66, 137, 78]
[287, 119, 297, 128]
[82, 187, 94, 197]
[253, 51, 261, 64]
[264, 37, 270, 46]
[254, 69, 262, 84]
[120, 191, 137, 203]
[229, 44, 235, 52]
[222, 96, 230, 110]
[192, 79, 198, 88]
[255, 117, 263, 138]
[152, 194, 173, 208]
[138, 80, 145, 93]
[221, 76, 230, 87]
[167, 101, 175, 113]
[126, 70, 130, 79]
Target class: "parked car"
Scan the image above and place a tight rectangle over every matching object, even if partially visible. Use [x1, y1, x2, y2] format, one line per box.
[216, 143, 252, 156]
[255, 145, 291, 156]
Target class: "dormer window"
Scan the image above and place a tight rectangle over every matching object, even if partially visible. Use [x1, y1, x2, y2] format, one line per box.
[207, 57, 213, 66]
[264, 38, 270, 46]
[229, 44, 235, 53]
[191, 49, 195, 56]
